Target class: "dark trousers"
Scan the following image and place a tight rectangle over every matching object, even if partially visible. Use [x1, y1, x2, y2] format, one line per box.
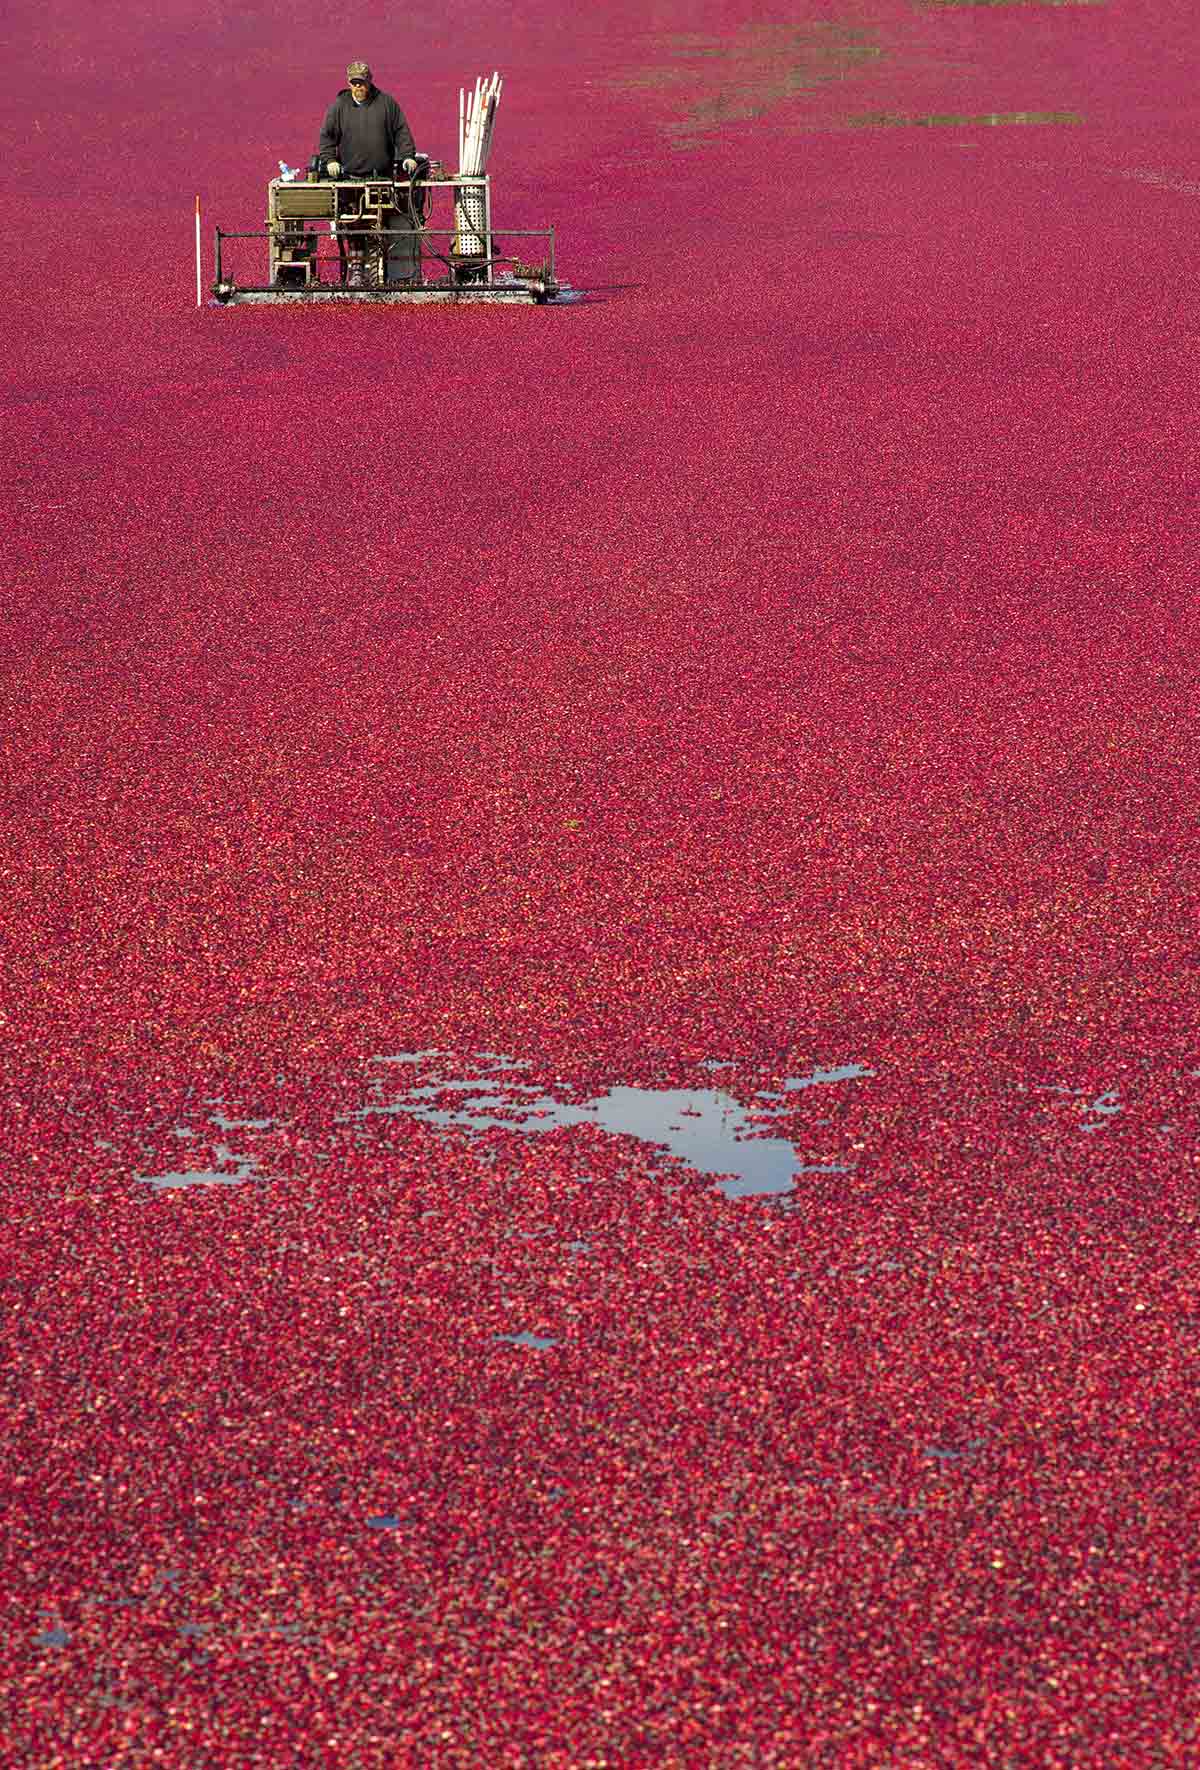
[384, 207, 419, 283]
[338, 190, 420, 285]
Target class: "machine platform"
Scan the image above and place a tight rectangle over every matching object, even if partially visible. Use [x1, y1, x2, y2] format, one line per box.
[212, 172, 558, 305]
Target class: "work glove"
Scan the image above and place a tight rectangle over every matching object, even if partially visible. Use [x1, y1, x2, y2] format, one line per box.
[326, 159, 341, 177]
[402, 157, 418, 175]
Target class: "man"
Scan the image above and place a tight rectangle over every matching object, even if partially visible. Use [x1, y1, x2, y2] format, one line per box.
[318, 61, 419, 285]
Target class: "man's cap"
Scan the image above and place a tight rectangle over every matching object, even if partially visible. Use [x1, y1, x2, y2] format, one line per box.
[347, 61, 372, 82]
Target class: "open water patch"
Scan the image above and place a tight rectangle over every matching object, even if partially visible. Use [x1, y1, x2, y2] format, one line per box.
[922, 1, 1103, 8]
[848, 109, 1083, 128]
[125, 1051, 874, 1201]
[353, 1052, 873, 1199]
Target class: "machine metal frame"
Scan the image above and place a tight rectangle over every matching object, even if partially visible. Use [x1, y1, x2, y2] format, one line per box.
[212, 172, 558, 305]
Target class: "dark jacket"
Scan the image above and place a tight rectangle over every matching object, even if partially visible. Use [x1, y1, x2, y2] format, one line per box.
[318, 86, 415, 176]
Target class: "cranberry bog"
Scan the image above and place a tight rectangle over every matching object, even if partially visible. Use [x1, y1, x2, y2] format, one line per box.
[3, 0, 1199, 1762]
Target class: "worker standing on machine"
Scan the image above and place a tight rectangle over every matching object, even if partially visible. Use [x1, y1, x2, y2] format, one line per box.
[318, 61, 419, 284]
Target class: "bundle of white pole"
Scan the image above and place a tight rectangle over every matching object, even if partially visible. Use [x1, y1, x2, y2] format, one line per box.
[454, 72, 502, 265]
[458, 71, 502, 175]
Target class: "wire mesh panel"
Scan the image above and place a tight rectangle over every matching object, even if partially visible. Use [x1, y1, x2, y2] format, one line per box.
[452, 184, 488, 261]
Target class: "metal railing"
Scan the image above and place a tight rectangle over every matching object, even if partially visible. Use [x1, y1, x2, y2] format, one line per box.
[213, 225, 556, 294]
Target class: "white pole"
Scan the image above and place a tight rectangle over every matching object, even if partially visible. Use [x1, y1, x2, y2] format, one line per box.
[194, 194, 202, 307]
[453, 72, 503, 258]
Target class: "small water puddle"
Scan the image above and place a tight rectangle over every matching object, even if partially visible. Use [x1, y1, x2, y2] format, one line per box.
[136, 1143, 262, 1190]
